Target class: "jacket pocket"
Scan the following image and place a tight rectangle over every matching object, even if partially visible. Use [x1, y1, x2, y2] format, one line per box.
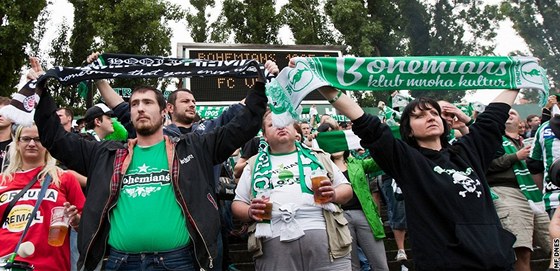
[332, 211, 352, 248]
[445, 223, 516, 269]
[325, 209, 352, 259]
[246, 223, 263, 259]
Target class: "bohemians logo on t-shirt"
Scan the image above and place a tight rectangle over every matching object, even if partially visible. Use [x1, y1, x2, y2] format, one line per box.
[121, 163, 171, 198]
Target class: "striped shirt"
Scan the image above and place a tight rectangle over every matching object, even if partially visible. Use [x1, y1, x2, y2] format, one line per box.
[529, 120, 560, 210]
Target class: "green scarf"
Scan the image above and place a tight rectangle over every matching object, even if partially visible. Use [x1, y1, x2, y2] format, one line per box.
[266, 56, 549, 127]
[251, 140, 324, 198]
[501, 136, 544, 207]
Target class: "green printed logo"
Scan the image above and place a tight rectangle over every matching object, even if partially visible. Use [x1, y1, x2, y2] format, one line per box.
[288, 62, 314, 92]
[520, 61, 544, 85]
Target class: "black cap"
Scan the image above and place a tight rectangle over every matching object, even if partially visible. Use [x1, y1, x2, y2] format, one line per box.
[84, 103, 113, 122]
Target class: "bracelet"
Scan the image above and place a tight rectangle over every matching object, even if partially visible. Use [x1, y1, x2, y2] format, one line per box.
[328, 90, 342, 104]
[466, 119, 475, 126]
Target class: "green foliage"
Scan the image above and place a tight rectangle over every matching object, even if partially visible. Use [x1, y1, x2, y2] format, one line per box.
[0, 0, 47, 97]
[216, 0, 279, 44]
[279, 0, 335, 45]
[186, 0, 215, 42]
[48, 19, 86, 114]
[67, 0, 184, 103]
[501, 0, 560, 88]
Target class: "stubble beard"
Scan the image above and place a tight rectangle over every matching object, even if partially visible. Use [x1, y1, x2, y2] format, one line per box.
[174, 112, 195, 125]
[134, 120, 162, 136]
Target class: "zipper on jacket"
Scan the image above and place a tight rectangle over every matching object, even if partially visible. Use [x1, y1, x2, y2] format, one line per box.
[83, 155, 124, 269]
[83, 190, 119, 268]
[172, 148, 214, 269]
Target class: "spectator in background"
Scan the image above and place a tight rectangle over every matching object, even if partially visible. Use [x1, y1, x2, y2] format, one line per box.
[74, 118, 86, 133]
[0, 96, 13, 171]
[487, 109, 550, 271]
[57, 108, 75, 133]
[518, 120, 529, 139]
[81, 103, 115, 141]
[527, 114, 560, 217]
[300, 121, 312, 147]
[300, 121, 311, 138]
[331, 150, 389, 271]
[526, 114, 541, 138]
[541, 94, 560, 123]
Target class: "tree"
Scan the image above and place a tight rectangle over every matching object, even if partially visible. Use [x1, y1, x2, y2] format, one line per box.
[64, 0, 184, 104]
[410, 0, 502, 102]
[279, 0, 336, 45]
[48, 19, 87, 114]
[186, 0, 216, 43]
[216, 0, 279, 44]
[501, 0, 560, 88]
[0, 0, 47, 96]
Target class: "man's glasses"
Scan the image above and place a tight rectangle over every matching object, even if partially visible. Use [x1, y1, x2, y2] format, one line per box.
[19, 136, 41, 144]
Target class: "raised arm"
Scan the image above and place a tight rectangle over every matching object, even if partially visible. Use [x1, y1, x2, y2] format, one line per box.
[87, 52, 125, 109]
[491, 89, 520, 106]
[318, 86, 364, 120]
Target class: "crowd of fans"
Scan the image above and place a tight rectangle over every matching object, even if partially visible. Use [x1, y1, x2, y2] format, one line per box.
[1, 54, 560, 271]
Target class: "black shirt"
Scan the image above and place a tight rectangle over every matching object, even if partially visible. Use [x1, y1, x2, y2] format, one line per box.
[340, 170, 362, 210]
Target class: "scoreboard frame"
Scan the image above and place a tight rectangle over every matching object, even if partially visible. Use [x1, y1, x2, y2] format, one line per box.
[177, 43, 344, 104]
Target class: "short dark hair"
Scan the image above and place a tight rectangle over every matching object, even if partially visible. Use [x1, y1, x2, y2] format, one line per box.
[261, 109, 273, 133]
[57, 107, 74, 120]
[293, 122, 303, 142]
[131, 86, 166, 111]
[399, 97, 450, 149]
[167, 89, 194, 105]
[526, 114, 539, 123]
[85, 116, 103, 130]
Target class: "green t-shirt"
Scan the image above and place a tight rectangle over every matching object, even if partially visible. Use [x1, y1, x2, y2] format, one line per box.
[108, 140, 189, 252]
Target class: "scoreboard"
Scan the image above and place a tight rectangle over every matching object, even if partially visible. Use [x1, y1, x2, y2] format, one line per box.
[177, 43, 344, 102]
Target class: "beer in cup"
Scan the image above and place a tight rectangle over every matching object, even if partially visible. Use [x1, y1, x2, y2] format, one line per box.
[255, 189, 272, 220]
[47, 207, 70, 247]
[311, 169, 329, 204]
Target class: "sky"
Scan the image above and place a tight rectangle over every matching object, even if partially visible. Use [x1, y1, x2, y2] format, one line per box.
[43, 0, 532, 104]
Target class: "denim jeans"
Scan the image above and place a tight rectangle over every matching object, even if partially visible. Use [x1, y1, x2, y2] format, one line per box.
[104, 245, 198, 271]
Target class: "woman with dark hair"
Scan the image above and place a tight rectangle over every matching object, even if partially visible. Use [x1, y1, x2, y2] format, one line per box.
[318, 85, 519, 270]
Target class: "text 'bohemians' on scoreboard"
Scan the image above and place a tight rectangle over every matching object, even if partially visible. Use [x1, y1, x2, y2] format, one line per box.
[178, 44, 343, 102]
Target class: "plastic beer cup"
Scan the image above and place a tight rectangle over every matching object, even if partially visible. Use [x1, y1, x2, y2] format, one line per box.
[311, 169, 329, 204]
[255, 189, 272, 220]
[47, 207, 69, 247]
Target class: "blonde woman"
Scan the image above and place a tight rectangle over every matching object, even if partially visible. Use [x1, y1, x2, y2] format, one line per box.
[0, 125, 85, 271]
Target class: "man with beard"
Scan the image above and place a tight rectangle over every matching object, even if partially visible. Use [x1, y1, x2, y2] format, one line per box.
[34, 61, 276, 271]
[88, 53, 264, 269]
[87, 52, 246, 139]
[487, 109, 550, 271]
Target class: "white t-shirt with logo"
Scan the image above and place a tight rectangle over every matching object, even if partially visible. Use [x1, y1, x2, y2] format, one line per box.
[234, 152, 348, 239]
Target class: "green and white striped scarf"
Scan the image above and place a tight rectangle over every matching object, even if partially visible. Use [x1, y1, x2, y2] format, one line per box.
[266, 56, 550, 127]
[315, 130, 362, 154]
[502, 136, 545, 212]
[250, 140, 326, 238]
[251, 140, 323, 198]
